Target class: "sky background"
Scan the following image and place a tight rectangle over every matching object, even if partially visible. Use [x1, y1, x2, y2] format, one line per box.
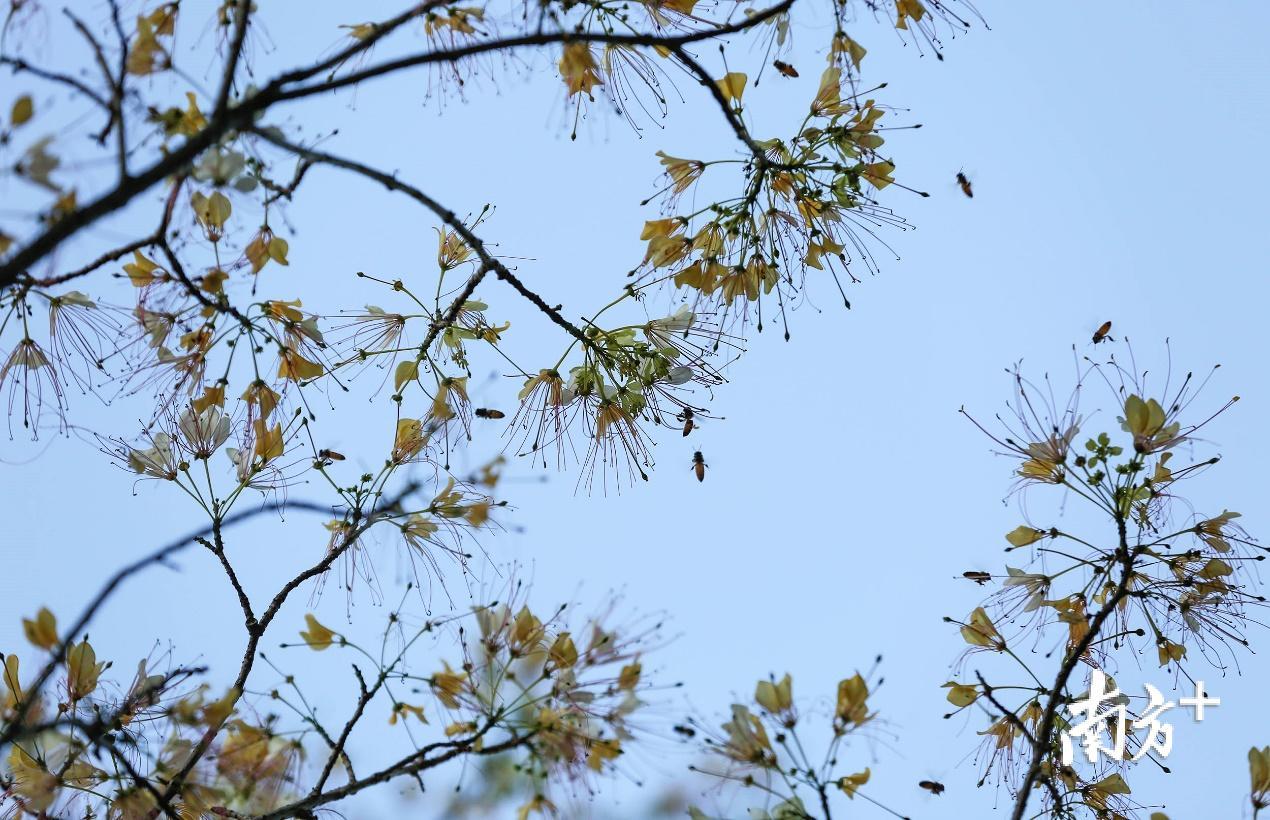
[3, 0, 1270, 817]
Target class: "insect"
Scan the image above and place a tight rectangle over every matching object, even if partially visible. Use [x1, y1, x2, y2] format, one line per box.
[475, 407, 506, 419]
[679, 407, 695, 437]
[773, 60, 799, 78]
[955, 171, 974, 198]
[962, 571, 991, 585]
[918, 780, 946, 796]
[1092, 320, 1113, 345]
[691, 450, 707, 482]
[315, 448, 346, 467]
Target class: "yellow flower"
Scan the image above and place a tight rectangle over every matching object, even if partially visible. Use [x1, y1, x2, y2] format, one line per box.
[1086, 773, 1131, 811]
[960, 607, 1005, 651]
[830, 32, 867, 68]
[1197, 510, 1241, 552]
[124, 250, 165, 287]
[1122, 394, 1183, 453]
[431, 662, 467, 708]
[392, 418, 429, 463]
[618, 662, 641, 691]
[127, 11, 173, 75]
[834, 673, 872, 729]
[720, 704, 775, 766]
[1157, 639, 1187, 667]
[1005, 525, 1045, 548]
[3, 654, 22, 711]
[277, 347, 324, 382]
[300, 614, 337, 650]
[754, 673, 794, 720]
[587, 737, 621, 771]
[190, 190, 232, 232]
[549, 632, 578, 668]
[978, 715, 1019, 749]
[1250, 746, 1270, 810]
[838, 767, 870, 797]
[253, 418, 284, 463]
[245, 228, 289, 273]
[715, 72, 747, 105]
[389, 702, 428, 724]
[942, 680, 978, 707]
[22, 607, 57, 650]
[517, 794, 557, 820]
[445, 720, 478, 736]
[656, 151, 704, 194]
[66, 640, 105, 700]
[241, 380, 281, 421]
[641, 218, 690, 268]
[559, 43, 602, 98]
[812, 67, 850, 117]
[895, 0, 926, 30]
[436, 226, 472, 270]
[7, 745, 58, 813]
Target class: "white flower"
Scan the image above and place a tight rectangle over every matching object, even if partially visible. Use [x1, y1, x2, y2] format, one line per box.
[226, 447, 253, 483]
[1003, 566, 1050, 612]
[128, 433, 177, 479]
[192, 148, 246, 186]
[645, 305, 695, 348]
[178, 406, 231, 458]
[665, 365, 694, 385]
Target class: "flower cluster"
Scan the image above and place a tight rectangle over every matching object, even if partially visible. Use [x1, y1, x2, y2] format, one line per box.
[949, 341, 1258, 816]
[687, 667, 899, 819]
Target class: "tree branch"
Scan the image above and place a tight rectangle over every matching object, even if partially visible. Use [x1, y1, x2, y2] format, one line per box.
[1010, 524, 1140, 820]
[251, 722, 534, 820]
[0, 0, 794, 291]
[247, 129, 601, 354]
[0, 500, 332, 750]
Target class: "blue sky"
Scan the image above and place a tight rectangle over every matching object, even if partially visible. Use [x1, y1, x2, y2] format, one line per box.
[3, 1, 1270, 816]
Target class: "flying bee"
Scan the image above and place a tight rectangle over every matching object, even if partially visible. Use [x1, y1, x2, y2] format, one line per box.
[773, 60, 799, 78]
[962, 571, 991, 585]
[955, 171, 974, 198]
[1092, 320, 1113, 345]
[678, 407, 695, 437]
[918, 780, 946, 796]
[316, 448, 346, 467]
[691, 450, 707, 482]
[474, 407, 505, 419]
